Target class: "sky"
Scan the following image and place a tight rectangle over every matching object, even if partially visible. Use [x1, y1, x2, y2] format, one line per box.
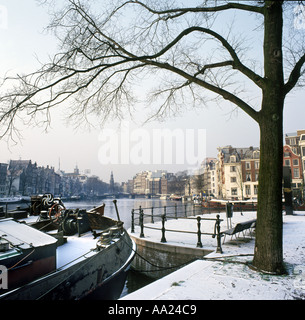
[0, 0, 304, 183]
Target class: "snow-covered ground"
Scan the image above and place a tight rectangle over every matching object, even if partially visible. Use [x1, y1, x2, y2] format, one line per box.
[121, 211, 305, 300]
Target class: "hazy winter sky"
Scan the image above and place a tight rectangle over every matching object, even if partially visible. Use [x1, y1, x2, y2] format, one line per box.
[0, 1, 304, 183]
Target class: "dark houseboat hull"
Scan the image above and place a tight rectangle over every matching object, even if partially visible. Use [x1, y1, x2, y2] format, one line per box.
[0, 231, 135, 300]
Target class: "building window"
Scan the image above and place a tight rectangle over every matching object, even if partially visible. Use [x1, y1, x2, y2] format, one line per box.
[231, 188, 237, 196]
[254, 185, 258, 195]
[255, 161, 259, 169]
[246, 173, 251, 181]
[230, 166, 236, 172]
[294, 168, 300, 178]
[231, 177, 236, 183]
[290, 138, 296, 145]
[293, 159, 299, 166]
[284, 152, 290, 157]
[245, 185, 251, 196]
[255, 173, 259, 181]
[302, 147, 305, 157]
[246, 162, 251, 170]
[230, 156, 236, 163]
[284, 159, 290, 166]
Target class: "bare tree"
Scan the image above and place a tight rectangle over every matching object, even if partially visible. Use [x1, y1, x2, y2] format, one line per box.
[1, 0, 305, 274]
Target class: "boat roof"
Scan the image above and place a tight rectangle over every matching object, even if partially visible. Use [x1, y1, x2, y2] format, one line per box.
[0, 218, 57, 250]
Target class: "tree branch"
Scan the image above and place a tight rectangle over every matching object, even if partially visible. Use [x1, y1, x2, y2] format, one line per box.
[144, 59, 259, 123]
[94, 25, 265, 90]
[130, 1, 264, 17]
[197, 61, 234, 75]
[284, 53, 305, 95]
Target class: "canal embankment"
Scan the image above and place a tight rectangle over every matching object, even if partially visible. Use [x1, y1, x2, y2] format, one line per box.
[128, 209, 254, 279]
[122, 211, 305, 300]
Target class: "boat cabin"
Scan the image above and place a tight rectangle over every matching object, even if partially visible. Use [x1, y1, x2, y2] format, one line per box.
[0, 218, 57, 292]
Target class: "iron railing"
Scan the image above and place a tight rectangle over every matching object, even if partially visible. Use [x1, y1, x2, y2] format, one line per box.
[131, 204, 223, 253]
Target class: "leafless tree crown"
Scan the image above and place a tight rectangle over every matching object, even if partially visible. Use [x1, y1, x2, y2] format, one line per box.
[0, 0, 304, 139]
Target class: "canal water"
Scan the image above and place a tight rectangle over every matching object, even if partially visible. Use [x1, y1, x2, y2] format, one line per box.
[63, 198, 197, 298]
[4, 198, 197, 299]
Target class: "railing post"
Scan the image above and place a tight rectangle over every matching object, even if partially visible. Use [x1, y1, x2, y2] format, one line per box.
[184, 204, 187, 217]
[196, 216, 203, 248]
[131, 209, 135, 233]
[139, 206, 145, 238]
[174, 203, 177, 219]
[161, 214, 167, 243]
[151, 207, 154, 223]
[215, 214, 223, 253]
[193, 203, 195, 216]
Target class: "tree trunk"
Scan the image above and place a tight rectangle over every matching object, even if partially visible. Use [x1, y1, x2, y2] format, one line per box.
[253, 107, 285, 274]
[252, 1, 286, 274]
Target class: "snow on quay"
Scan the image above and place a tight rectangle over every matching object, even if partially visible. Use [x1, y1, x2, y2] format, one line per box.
[122, 211, 305, 300]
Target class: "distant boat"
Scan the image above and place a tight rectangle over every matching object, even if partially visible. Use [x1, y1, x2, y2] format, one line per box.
[0, 196, 30, 204]
[169, 194, 182, 201]
[159, 195, 169, 200]
[202, 198, 257, 211]
[0, 195, 136, 300]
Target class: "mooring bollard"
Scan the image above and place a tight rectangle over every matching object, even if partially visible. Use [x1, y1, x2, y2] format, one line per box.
[161, 214, 167, 243]
[197, 216, 203, 248]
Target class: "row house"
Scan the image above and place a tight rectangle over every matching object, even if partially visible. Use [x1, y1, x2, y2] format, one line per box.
[283, 145, 303, 189]
[132, 170, 171, 195]
[284, 129, 305, 198]
[121, 180, 134, 194]
[5, 160, 61, 196]
[0, 163, 8, 196]
[146, 170, 169, 195]
[0, 160, 111, 198]
[131, 170, 186, 196]
[133, 171, 149, 194]
[191, 158, 218, 197]
[216, 146, 260, 200]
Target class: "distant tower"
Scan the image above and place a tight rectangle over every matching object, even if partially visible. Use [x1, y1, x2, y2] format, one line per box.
[109, 171, 114, 194]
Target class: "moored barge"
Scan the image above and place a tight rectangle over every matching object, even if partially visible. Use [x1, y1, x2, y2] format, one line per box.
[0, 195, 136, 300]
